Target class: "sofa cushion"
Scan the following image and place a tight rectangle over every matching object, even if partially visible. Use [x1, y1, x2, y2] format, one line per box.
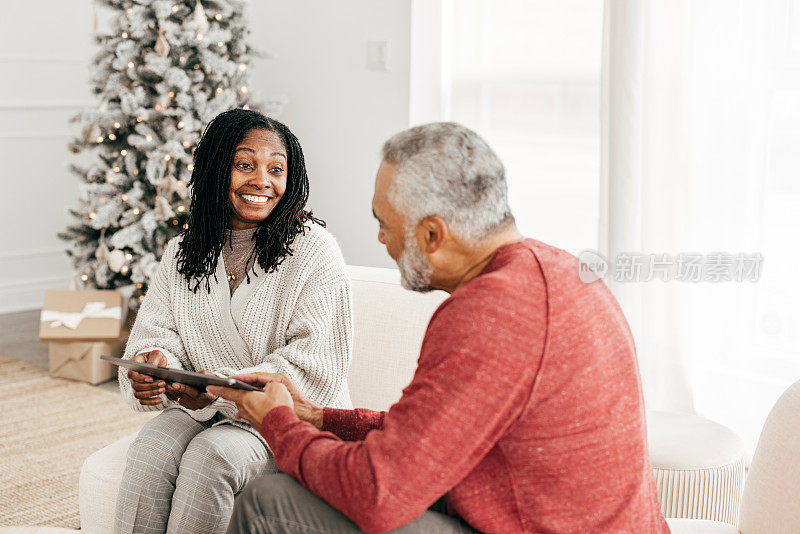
[78, 432, 138, 533]
[347, 266, 447, 411]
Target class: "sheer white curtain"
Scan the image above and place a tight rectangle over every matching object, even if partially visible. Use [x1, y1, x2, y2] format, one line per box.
[444, 0, 603, 255]
[602, 0, 800, 453]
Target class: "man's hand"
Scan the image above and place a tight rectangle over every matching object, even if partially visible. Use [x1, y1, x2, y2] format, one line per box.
[165, 370, 217, 411]
[207, 382, 294, 430]
[128, 351, 168, 406]
[233, 372, 324, 429]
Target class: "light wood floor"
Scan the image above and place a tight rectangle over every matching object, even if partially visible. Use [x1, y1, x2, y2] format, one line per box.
[0, 309, 119, 394]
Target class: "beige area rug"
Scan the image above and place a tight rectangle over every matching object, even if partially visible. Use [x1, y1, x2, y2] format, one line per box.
[0, 357, 156, 529]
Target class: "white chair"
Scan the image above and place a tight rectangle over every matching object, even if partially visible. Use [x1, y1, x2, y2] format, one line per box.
[668, 379, 800, 533]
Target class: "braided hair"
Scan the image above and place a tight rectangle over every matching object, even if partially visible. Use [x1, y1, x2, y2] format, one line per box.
[176, 108, 324, 292]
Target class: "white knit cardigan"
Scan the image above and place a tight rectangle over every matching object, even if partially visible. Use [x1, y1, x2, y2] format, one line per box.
[119, 223, 353, 443]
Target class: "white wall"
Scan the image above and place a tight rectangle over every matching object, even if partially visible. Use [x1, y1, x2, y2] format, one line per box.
[0, 1, 93, 313]
[0, 0, 414, 313]
[248, 0, 412, 268]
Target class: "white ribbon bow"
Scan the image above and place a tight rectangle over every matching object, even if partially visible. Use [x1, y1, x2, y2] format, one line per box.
[41, 301, 122, 330]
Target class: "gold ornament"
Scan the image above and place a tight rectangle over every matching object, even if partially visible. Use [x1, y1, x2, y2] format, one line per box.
[155, 28, 171, 58]
[95, 228, 110, 263]
[154, 193, 176, 220]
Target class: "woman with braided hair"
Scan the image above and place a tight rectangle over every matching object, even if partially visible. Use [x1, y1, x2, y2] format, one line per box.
[115, 109, 353, 534]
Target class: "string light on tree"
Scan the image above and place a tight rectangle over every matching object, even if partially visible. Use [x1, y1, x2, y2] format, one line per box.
[63, 0, 267, 311]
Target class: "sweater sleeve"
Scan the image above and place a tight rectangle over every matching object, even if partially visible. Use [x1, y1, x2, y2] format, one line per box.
[260, 287, 547, 533]
[118, 239, 188, 413]
[322, 407, 386, 441]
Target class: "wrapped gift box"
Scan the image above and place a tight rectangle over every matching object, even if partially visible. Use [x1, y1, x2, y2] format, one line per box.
[39, 289, 129, 384]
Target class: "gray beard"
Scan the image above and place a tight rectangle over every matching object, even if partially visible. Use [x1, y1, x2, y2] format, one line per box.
[397, 233, 434, 293]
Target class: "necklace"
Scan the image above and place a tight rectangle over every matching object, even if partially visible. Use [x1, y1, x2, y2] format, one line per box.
[224, 241, 256, 282]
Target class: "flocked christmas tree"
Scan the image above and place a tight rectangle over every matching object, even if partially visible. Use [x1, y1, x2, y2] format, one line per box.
[61, 0, 282, 310]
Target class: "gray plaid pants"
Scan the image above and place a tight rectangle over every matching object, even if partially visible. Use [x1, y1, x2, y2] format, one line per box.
[115, 408, 277, 534]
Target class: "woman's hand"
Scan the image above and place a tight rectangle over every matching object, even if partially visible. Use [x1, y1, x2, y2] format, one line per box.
[231, 372, 324, 429]
[207, 380, 296, 430]
[128, 351, 168, 406]
[165, 370, 218, 410]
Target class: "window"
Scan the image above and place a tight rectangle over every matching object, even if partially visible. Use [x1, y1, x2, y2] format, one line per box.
[444, 0, 603, 254]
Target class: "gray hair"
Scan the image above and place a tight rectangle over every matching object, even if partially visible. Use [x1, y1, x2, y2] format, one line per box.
[381, 122, 513, 241]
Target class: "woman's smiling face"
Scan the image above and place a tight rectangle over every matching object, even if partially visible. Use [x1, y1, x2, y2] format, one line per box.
[228, 128, 288, 229]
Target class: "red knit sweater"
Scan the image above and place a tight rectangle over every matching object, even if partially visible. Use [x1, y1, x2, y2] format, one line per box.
[261, 239, 669, 533]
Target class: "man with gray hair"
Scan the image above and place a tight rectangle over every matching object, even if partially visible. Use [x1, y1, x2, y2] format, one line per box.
[211, 122, 668, 533]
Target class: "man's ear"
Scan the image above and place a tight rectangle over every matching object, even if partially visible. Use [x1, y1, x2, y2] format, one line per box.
[417, 216, 449, 254]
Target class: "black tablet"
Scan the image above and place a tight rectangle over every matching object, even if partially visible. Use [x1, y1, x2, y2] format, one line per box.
[101, 356, 261, 392]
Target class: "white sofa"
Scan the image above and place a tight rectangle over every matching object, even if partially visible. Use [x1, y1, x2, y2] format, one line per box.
[78, 265, 749, 532]
[667, 379, 800, 533]
[79, 266, 448, 533]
